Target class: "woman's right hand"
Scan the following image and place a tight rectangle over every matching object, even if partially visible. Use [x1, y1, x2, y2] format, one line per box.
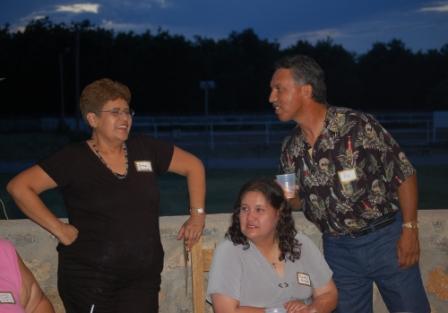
[57, 222, 79, 246]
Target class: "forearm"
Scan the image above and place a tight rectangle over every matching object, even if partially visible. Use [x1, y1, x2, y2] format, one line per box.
[214, 305, 265, 313]
[168, 146, 206, 212]
[186, 157, 206, 211]
[20, 260, 55, 313]
[396, 173, 420, 267]
[29, 295, 55, 313]
[308, 294, 337, 313]
[7, 184, 64, 238]
[306, 280, 337, 313]
[397, 174, 418, 223]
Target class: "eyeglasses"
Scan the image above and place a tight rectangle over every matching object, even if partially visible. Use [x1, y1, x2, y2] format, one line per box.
[98, 109, 135, 118]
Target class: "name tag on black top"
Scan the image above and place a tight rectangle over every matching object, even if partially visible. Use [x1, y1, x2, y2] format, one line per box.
[135, 161, 152, 172]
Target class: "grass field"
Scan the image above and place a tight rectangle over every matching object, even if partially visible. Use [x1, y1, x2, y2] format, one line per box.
[1, 165, 447, 219]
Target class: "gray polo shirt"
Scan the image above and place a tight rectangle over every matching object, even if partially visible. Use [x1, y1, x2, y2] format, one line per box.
[207, 233, 332, 309]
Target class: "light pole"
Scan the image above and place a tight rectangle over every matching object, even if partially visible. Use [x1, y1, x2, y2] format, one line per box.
[199, 80, 216, 117]
[199, 80, 216, 149]
[74, 30, 81, 132]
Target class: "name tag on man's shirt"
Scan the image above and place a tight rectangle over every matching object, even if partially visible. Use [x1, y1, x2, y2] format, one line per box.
[135, 161, 152, 172]
[338, 168, 357, 183]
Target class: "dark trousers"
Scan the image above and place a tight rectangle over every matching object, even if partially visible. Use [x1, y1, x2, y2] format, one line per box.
[58, 255, 160, 313]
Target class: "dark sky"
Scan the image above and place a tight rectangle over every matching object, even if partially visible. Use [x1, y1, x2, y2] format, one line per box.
[1, 0, 447, 53]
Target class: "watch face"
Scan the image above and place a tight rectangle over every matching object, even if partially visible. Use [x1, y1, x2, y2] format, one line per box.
[402, 222, 418, 229]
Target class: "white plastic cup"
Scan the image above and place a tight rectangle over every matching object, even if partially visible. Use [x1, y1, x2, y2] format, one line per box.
[276, 173, 296, 199]
[265, 307, 287, 313]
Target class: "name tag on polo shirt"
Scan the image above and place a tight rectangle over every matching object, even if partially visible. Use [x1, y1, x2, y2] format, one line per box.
[0, 292, 15, 304]
[134, 161, 152, 172]
[297, 272, 311, 286]
[338, 168, 357, 183]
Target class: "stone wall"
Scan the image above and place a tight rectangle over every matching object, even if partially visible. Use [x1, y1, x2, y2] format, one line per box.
[1, 210, 447, 313]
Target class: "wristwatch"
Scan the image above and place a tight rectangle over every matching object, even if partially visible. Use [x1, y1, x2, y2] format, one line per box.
[402, 221, 418, 229]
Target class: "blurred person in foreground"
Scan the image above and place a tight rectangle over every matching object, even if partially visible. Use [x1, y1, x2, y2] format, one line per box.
[270, 54, 430, 313]
[207, 177, 337, 313]
[7, 78, 206, 313]
[0, 238, 55, 313]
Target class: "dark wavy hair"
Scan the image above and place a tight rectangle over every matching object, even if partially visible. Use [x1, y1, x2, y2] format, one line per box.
[225, 177, 301, 262]
[275, 54, 327, 104]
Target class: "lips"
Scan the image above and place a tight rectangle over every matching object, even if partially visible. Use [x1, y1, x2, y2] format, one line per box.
[273, 104, 280, 114]
[117, 124, 129, 131]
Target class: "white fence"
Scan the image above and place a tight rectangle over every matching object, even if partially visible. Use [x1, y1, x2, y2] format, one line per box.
[132, 111, 447, 149]
[2, 111, 448, 150]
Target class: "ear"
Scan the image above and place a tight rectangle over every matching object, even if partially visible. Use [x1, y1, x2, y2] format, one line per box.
[301, 84, 313, 99]
[86, 112, 98, 128]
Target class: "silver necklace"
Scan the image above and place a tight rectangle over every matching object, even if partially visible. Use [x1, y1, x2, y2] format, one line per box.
[91, 142, 128, 179]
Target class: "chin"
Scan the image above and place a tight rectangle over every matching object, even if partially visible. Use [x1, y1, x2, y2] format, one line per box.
[276, 114, 290, 122]
[119, 132, 130, 140]
[242, 230, 257, 238]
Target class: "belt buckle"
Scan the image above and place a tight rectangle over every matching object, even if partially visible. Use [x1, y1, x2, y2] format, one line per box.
[348, 228, 369, 238]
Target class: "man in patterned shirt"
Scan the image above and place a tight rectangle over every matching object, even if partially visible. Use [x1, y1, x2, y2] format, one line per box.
[270, 54, 430, 313]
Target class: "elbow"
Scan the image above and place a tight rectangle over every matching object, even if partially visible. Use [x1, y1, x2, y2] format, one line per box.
[331, 288, 338, 311]
[6, 178, 18, 198]
[188, 155, 206, 177]
[327, 284, 338, 312]
[6, 176, 32, 200]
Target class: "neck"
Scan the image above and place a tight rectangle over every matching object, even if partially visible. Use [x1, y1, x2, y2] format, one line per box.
[90, 135, 123, 154]
[254, 238, 279, 261]
[297, 102, 327, 146]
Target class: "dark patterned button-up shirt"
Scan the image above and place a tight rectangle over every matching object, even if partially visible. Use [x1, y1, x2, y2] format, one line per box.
[279, 106, 415, 234]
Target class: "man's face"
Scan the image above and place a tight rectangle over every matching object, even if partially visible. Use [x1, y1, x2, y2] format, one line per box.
[269, 68, 305, 122]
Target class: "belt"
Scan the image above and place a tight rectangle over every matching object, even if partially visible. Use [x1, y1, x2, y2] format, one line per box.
[326, 215, 396, 238]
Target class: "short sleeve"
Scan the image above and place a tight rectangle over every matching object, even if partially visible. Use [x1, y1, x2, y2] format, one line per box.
[296, 234, 332, 289]
[206, 240, 243, 303]
[362, 114, 416, 190]
[38, 144, 80, 187]
[130, 135, 174, 175]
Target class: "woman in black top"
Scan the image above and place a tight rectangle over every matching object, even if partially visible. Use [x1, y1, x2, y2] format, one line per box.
[7, 78, 206, 313]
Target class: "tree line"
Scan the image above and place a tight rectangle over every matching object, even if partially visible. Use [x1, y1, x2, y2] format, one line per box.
[0, 18, 447, 118]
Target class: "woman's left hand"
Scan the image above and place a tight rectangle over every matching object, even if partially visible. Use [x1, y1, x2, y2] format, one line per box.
[177, 214, 205, 250]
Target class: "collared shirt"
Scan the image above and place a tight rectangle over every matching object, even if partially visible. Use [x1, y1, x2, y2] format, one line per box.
[280, 106, 415, 234]
[207, 234, 332, 308]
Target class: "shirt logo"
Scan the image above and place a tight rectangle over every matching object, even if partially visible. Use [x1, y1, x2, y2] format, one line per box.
[297, 272, 311, 286]
[134, 161, 152, 172]
[0, 292, 16, 304]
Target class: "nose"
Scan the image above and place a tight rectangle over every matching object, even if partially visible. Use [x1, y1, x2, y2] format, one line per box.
[245, 208, 256, 221]
[269, 89, 277, 104]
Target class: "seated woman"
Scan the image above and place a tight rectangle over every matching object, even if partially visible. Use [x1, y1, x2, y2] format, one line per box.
[0, 238, 55, 313]
[207, 178, 337, 313]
